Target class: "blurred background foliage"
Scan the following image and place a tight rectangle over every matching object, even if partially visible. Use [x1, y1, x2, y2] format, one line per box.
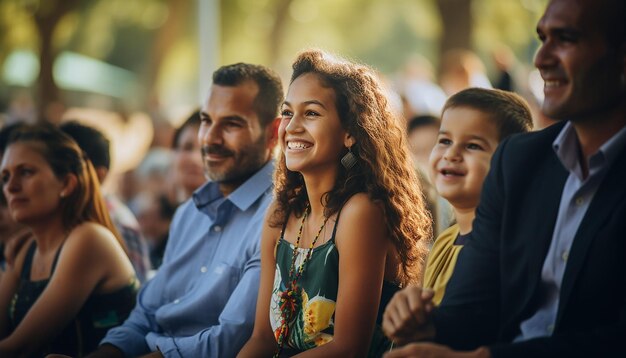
[0, 0, 547, 124]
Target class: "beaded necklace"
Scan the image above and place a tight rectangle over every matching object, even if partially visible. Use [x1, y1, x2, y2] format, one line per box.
[274, 206, 329, 357]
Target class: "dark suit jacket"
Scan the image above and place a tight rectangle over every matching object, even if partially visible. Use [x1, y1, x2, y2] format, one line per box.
[433, 121, 626, 357]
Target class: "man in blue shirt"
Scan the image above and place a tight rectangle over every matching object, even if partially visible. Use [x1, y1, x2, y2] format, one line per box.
[88, 63, 284, 357]
[382, 0, 626, 357]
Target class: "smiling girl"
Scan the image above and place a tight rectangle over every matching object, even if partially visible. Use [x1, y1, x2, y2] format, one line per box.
[238, 49, 432, 357]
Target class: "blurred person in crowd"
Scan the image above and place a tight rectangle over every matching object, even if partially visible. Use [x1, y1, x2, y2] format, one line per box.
[60, 121, 152, 284]
[6, 92, 36, 124]
[170, 110, 205, 204]
[151, 115, 175, 149]
[406, 115, 453, 236]
[439, 49, 492, 97]
[491, 45, 518, 92]
[0, 124, 137, 357]
[407, 115, 440, 173]
[383, 0, 626, 356]
[399, 54, 447, 119]
[490, 44, 556, 132]
[116, 170, 138, 205]
[239, 49, 431, 357]
[133, 191, 176, 270]
[85, 62, 284, 358]
[134, 147, 175, 202]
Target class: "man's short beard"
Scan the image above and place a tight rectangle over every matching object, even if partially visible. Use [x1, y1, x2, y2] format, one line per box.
[202, 133, 269, 185]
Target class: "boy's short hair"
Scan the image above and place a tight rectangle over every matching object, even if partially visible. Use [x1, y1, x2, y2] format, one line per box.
[442, 88, 532, 140]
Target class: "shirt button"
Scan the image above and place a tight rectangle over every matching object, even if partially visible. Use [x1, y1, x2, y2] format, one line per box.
[213, 225, 222, 232]
[200, 266, 208, 273]
[575, 197, 584, 206]
[174, 299, 180, 304]
[561, 251, 569, 262]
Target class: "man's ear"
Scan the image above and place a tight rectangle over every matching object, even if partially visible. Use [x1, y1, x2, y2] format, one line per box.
[266, 116, 281, 149]
[60, 173, 78, 198]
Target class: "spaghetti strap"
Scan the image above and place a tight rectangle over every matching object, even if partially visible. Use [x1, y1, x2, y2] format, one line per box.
[280, 212, 289, 240]
[50, 241, 65, 273]
[275, 211, 291, 254]
[280, 206, 343, 246]
[329, 207, 344, 242]
[20, 241, 38, 280]
[20, 240, 66, 280]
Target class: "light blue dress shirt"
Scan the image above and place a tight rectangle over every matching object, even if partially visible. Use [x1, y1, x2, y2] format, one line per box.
[101, 161, 274, 357]
[517, 122, 626, 341]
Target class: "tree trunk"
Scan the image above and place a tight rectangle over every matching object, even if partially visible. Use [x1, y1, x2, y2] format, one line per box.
[436, 0, 473, 56]
[32, 0, 79, 123]
[143, 0, 190, 110]
[268, 0, 294, 69]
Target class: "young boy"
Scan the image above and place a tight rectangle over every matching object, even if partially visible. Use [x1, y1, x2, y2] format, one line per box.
[423, 87, 532, 304]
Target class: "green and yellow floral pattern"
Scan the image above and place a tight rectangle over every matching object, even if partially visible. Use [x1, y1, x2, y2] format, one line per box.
[270, 237, 396, 357]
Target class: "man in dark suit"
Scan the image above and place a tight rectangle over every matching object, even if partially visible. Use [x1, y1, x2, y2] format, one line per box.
[382, 0, 626, 357]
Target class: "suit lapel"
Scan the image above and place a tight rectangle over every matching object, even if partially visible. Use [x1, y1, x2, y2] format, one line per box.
[556, 146, 626, 326]
[525, 152, 568, 299]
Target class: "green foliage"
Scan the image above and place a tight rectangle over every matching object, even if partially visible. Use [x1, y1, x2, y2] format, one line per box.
[0, 0, 549, 112]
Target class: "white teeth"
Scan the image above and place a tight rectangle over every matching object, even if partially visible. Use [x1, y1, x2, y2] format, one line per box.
[545, 80, 562, 87]
[287, 141, 311, 150]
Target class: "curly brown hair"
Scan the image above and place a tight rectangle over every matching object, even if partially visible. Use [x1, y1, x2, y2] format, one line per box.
[271, 49, 432, 285]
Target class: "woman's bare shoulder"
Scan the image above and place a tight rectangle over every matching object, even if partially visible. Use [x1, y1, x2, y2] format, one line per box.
[63, 222, 119, 256]
[340, 193, 384, 222]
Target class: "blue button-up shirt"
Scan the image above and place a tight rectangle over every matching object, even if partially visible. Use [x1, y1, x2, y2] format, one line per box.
[102, 161, 274, 357]
[517, 122, 626, 341]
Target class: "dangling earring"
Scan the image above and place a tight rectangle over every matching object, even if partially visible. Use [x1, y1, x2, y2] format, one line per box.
[341, 146, 357, 170]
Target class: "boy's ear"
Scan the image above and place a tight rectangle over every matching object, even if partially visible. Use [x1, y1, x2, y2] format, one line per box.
[60, 173, 78, 198]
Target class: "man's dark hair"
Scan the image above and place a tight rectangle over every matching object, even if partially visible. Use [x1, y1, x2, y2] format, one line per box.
[598, 0, 626, 49]
[212, 63, 284, 126]
[442, 87, 533, 140]
[59, 121, 111, 170]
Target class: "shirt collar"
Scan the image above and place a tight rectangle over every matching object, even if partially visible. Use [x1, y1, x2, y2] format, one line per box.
[598, 123, 626, 166]
[228, 160, 274, 211]
[553, 121, 626, 177]
[552, 121, 581, 175]
[192, 160, 274, 211]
